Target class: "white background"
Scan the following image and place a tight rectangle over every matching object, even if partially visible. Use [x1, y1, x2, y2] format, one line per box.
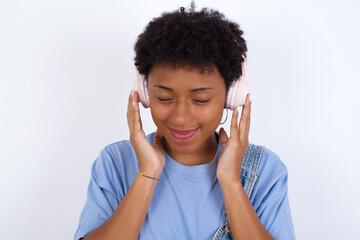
[1, 0, 359, 239]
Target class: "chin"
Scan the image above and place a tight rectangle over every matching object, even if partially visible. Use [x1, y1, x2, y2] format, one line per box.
[163, 134, 200, 154]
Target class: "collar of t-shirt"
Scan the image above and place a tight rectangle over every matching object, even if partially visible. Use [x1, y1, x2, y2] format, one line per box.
[163, 132, 222, 176]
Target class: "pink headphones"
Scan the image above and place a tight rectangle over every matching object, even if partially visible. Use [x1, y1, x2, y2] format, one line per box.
[132, 60, 249, 110]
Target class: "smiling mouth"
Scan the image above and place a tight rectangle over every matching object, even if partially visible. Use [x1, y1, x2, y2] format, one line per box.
[168, 127, 199, 140]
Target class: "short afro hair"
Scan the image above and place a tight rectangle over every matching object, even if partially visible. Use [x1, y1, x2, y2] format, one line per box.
[134, 3, 247, 93]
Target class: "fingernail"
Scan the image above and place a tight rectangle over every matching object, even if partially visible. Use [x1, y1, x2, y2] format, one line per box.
[132, 101, 135, 107]
[131, 89, 134, 96]
[248, 93, 252, 103]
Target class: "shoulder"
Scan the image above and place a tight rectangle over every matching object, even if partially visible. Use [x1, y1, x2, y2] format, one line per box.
[257, 145, 288, 177]
[250, 144, 289, 194]
[103, 131, 155, 153]
[246, 144, 289, 192]
[92, 132, 156, 172]
[248, 145, 295, 239]
[244, 143, 288, 178]
[247, 144, 289, 201]
[88, 133, 156, 192]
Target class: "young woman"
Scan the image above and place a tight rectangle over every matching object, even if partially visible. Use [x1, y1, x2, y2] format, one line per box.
[74, 5, 295, 240]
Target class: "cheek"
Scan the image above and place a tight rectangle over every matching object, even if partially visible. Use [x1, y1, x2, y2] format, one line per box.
[201, 96, 226, 123]
[150, 103, 170, 124]
[199, 106, 223, 126]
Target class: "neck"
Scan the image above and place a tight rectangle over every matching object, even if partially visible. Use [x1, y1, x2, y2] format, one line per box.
[164, 132, 218, 166]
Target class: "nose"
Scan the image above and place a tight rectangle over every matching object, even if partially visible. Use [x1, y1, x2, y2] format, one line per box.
[171, 100, 193, 127]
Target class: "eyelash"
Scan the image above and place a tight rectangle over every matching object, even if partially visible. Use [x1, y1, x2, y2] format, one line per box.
[157, 97, 210, 103]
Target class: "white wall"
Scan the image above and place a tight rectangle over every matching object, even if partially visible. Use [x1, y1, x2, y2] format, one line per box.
[1, 0, 359, 239]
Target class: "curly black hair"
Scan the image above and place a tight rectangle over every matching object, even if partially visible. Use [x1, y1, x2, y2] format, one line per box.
[134, 2, 247, 93]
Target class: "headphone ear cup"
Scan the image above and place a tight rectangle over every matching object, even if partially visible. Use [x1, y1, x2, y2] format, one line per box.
[133, 69, 150, 108]
[225, 59, 249, 109]
[143, 78, 150, 107]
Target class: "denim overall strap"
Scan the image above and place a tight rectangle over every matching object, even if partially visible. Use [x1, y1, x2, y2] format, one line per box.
[222, 143, 264, 215]
[211, 143, 265, 240]
[240, 143, 265, 197]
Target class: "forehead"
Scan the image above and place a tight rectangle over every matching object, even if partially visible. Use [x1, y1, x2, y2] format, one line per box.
[148, 64, 225, 88]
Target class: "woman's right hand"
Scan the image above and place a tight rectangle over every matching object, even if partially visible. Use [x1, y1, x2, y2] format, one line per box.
[127, 90, 166, 178]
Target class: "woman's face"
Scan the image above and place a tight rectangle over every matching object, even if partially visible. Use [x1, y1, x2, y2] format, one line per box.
[148, 64, 226, 159]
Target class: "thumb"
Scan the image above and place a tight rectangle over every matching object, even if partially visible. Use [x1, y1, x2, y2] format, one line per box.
[153, 128, 165, 147]
[219, 127, 229, 145]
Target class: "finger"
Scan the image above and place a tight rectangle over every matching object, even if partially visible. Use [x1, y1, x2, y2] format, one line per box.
[239, 93, 251, 141]
[218, 127, 229, 146]
[230, 106, 240, 140]
[153, 128, 164, 146]
[127, 90, 143, 139]
[127, 90, 135, 135]
[131, 90, 143, 133]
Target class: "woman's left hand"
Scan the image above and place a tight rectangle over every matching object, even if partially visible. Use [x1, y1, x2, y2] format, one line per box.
[217, 93, 251, 183]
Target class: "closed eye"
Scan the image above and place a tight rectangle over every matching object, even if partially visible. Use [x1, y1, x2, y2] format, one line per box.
[156, 97, 211, 103]
[193, 99, 210, 103]
[157, 97, 173, 101]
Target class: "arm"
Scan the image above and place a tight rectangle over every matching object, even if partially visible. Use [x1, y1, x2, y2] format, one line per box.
[218, 177, 274, 240]
[83, 169, 161, 240]
[217, 94, 274, 239]
[79, 90, 166, 240]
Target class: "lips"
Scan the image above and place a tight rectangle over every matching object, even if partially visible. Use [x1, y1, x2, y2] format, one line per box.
[168, 127, 199, 140]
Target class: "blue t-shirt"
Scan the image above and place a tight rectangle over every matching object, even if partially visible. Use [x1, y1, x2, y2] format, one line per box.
[74, 132, 296, 239]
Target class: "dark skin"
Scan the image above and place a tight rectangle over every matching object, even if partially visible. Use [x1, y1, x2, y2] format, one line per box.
[147, 64, 224, 166]
[131, 64, 274, 239]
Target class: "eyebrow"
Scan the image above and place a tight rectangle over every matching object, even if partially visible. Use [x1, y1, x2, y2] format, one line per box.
[153, 85, 214, 92]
